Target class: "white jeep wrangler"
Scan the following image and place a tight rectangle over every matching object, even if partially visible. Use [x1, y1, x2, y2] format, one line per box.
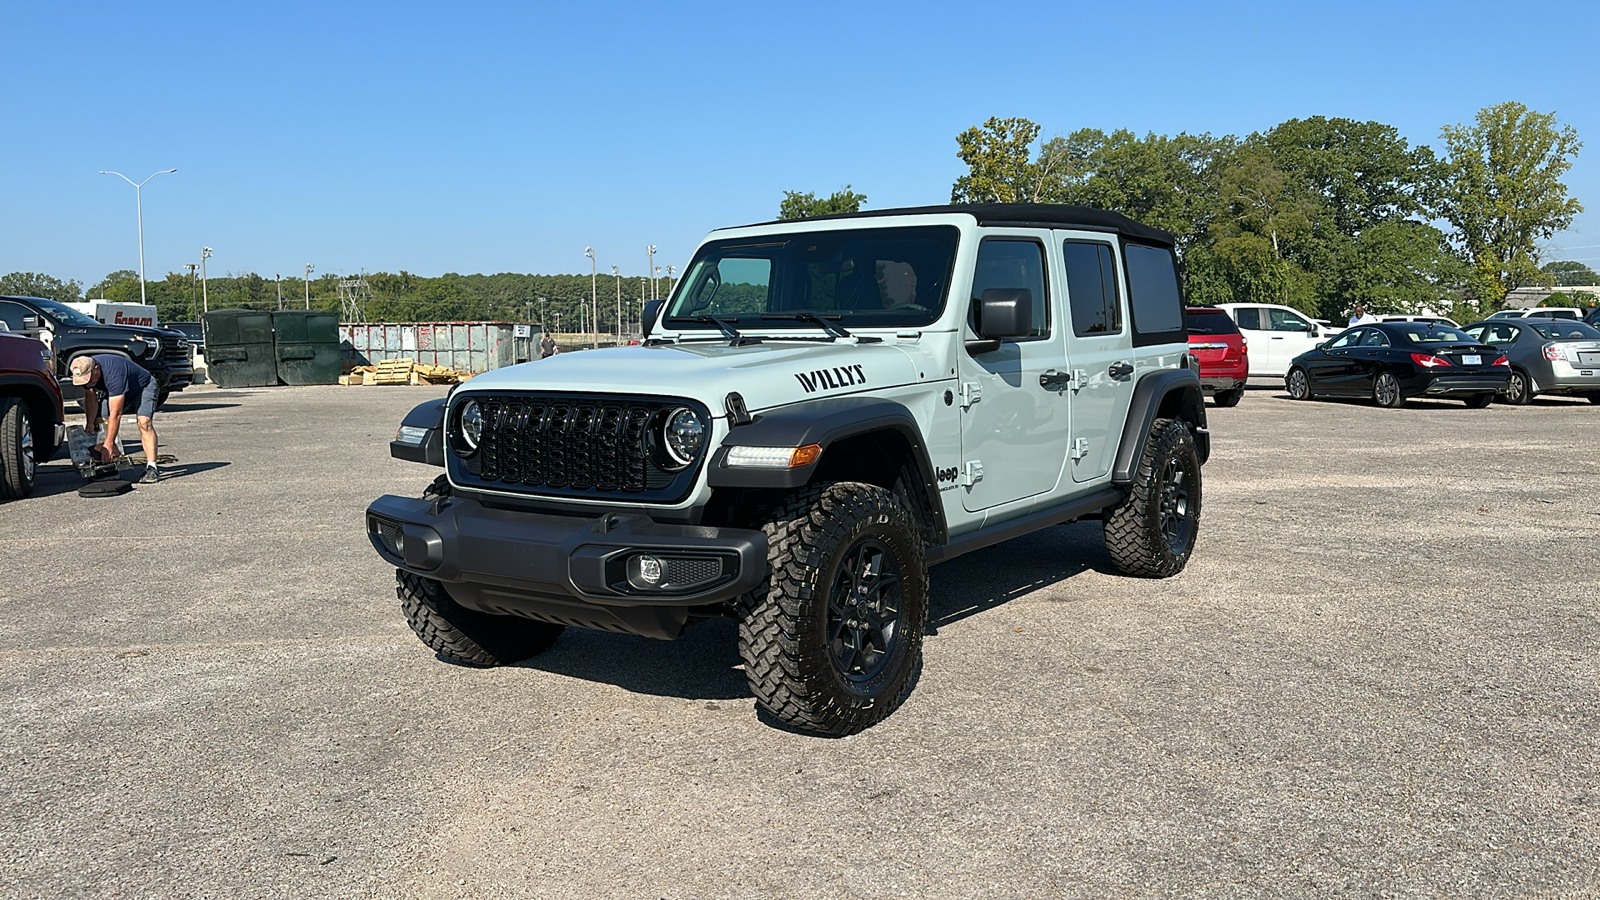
[367, 203, 1209, 735]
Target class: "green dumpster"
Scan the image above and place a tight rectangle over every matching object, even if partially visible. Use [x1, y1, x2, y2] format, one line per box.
[272, 310, 341, 385]
[202, 309, 277, 387]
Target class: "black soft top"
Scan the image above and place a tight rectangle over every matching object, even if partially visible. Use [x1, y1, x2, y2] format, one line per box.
[736, 203, 1174, 248]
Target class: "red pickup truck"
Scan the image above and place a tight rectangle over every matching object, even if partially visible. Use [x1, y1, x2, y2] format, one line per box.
[0, 330, 65, 498]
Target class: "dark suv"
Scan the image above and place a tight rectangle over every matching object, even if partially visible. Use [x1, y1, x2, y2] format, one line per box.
[0, 329, 65, 499]
[0, 296, 194, 405]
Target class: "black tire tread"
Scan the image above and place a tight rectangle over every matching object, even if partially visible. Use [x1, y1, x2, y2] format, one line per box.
[1103, 418, 1200, 578]
[738, 482, 926, 736]
[397, 569, 563, 667]
[0, 397, 33, 500]
[1213, 387, 1244, 408]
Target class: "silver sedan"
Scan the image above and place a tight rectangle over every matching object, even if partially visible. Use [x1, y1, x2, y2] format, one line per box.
[1463, 319, 1600, 404]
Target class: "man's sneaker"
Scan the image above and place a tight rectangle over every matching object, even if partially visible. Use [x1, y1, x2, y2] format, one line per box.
[140, 465, 159, 484]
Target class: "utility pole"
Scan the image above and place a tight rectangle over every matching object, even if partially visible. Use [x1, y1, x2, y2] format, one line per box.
[304, 264, 314, 309]
[200, 247, 213, 314]
[275, 274, 283, 310]
[184, 263, 199, 320]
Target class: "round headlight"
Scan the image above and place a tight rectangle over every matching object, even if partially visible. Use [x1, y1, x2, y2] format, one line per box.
[458, 399, 483, 454]
[662, 407, 705, 467]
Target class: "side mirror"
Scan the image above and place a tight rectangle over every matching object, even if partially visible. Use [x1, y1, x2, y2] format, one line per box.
[967, 288, 1032, 354]
[641, 300, 663, 337]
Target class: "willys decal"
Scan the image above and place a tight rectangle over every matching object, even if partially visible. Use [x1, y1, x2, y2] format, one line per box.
[795, 364, 866, 394]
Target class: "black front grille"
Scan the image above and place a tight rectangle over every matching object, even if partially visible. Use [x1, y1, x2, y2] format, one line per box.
[456, 393, 702, 502]
[162, 344, 193, 366]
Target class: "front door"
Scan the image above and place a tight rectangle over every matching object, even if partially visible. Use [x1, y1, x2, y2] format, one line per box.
[1056, 233, 1134, 483]
[956, 234, 1071, 513]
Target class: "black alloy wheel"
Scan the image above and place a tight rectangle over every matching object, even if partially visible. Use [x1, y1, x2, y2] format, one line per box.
[1156, 455, 1195, 556]
[826, 537, 904, 683]
[1286, 368, 1311, 400]
[1373, 371, 1404, 408]
[1504, 370, 1534, 405]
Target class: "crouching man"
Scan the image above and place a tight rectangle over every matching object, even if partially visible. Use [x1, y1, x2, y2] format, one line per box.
[70, 355, 161, 484]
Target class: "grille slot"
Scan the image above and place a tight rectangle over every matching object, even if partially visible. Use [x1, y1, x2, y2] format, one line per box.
[461, 393, 696, 501]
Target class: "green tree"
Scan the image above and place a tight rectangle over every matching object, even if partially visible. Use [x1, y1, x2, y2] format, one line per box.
[777, 186, 867, 219]
[1043, 128, 1234, 249]
[1438, 102, 1584, 311]
[950, 117, 1048, 203]
[1543, 260, 1599, 286]
[0, 272, 83, 303]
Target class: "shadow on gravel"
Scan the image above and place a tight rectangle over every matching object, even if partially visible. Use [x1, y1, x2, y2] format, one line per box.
[159, 402, 242, 413]
[926, 520, 1108, 630]
[510, 619, 750, 701]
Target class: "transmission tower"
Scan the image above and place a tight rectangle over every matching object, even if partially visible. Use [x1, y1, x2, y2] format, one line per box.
[337, 272, 373, 322]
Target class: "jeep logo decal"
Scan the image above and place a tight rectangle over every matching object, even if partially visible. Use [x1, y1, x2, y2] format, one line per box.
[935, 466, 959, 484]
[795, 364, 866, 394]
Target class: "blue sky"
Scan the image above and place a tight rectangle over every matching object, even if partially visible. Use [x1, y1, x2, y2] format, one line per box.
[3, 0, 1597, 288]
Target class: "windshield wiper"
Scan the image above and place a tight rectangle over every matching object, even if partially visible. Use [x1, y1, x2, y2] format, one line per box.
[759, 312, 855, 341]
[681, 315, 760, 346]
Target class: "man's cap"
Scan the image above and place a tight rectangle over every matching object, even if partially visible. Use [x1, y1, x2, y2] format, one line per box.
[69, 357, 97, 385]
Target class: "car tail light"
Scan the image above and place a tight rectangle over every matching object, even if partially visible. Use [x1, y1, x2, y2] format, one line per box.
[1493, 354, 1509, 367]
[1410, 353, 1452, 368]
[1542, 344, 1564, 361]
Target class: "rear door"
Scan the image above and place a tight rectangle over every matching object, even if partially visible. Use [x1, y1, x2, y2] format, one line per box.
[1056, 234, 1133, 484]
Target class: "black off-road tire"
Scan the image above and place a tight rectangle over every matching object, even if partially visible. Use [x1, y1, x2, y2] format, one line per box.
[1504, 369, 1534, 405]
[1463, 393, 1494, 409]
[739, 482, 928, 736]
[1213, 387, 1244, 408]
[396, 570, 564, 667]
[1286, 368, 1312, 400]
[1103, 418, 1201, 578]
[0, 397, 35, 500]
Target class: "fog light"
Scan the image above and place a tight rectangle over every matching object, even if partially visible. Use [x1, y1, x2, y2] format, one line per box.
[636, 554, 663, 585]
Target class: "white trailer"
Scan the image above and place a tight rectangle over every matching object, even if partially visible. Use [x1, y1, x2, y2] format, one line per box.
[61, 302, 159, 328]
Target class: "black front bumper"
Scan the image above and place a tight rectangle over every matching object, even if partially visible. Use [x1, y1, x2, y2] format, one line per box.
[365, 494, 767, 640]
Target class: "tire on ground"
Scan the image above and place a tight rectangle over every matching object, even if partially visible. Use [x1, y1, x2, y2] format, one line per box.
[0, 396, 35, 500]
[397, 569, 564, 666]
[1103, 417, 1201, 578]
[1213, 387, 1244, 408]
[738, 481, 928, 736]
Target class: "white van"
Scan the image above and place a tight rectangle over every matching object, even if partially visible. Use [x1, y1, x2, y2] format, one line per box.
[1215, 303, 1331, 376]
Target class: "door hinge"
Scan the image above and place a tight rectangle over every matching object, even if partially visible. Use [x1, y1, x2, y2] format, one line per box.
[962, 460, 984, 486]
[1069, 437, 1089, 461]
[960, 381, 982, 408]
[1071, 369, 1088, 393]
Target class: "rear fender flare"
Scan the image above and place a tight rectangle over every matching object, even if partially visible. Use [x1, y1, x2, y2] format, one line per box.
[1111, 369, 1209, 484]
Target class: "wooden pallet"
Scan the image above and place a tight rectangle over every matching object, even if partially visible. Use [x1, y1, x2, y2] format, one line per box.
[371, 359, 415, 384]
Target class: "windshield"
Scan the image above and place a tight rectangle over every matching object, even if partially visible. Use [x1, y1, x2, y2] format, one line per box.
[1530, 321, 1600, 340]
[1394, 324, 1474, 343]
[664, 225, 959, 330]
[30, 298, 101, 327]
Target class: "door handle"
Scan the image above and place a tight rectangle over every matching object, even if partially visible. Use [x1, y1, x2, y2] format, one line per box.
[1108, 362, 1134, 379]
[1039, 370, 1072, 390]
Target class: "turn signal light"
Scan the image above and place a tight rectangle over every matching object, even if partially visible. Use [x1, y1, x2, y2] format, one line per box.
[1410, 353, 1452, 368]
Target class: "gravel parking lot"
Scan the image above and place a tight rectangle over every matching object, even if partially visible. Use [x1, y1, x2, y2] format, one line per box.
[2, 382, 1596, 898]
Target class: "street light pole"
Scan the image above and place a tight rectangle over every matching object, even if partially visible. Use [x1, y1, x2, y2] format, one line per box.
[585, 247, 597, 349]
[99, 168, 176, 306]
[184, 263, 199, 320]
[275, 274, 283, 310]
[612, 265, 621, 343]
[647, 245, 658, 301]
[665, 264, 676, 298]
[304, 264, 314, 309]
[200, 246, 213, 314]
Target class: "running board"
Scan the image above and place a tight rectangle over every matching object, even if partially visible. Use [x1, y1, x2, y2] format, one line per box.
[926, 487, 1125, 565]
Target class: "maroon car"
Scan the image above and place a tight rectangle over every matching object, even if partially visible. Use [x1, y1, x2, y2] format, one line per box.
[1186, 306, 1250, 407]
[0, 330, 65, 498]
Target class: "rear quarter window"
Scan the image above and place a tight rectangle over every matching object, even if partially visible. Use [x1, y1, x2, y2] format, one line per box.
[1124, 244, 1185, 346]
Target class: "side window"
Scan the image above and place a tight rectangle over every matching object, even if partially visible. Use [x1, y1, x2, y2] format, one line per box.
[1231, 307, 1264, 330]
[1123, 244, 1184, 344]
[970, 239, 1048, 338]
[1267, 308, 1312, 332]
[1488, 324, 1517, 344]
[1327, 331, 1359, 350]
[1360, 330, 1389, 348]
[1464, 326, 1485, 341]
[1062, 241, 1122, 337]
[0, 302, 35, 332]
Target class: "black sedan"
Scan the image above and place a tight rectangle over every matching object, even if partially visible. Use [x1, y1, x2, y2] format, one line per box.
[1285, 322, 1510, 408]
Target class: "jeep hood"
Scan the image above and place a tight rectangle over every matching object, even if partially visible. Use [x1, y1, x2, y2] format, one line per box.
[458, 341, 923, 416]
